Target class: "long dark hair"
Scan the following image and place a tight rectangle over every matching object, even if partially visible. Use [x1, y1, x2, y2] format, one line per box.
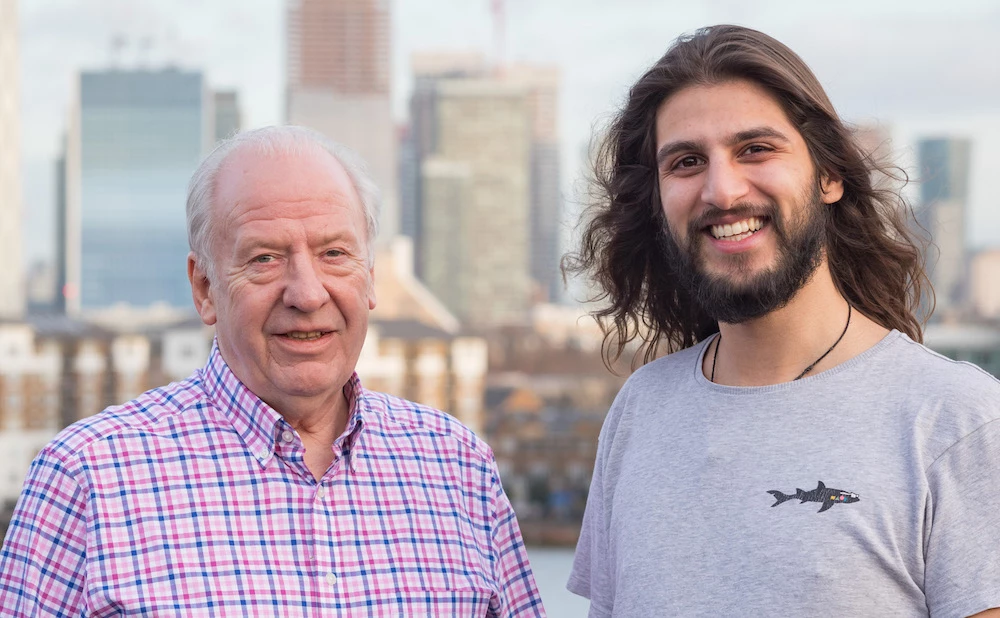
[563, 25, 931, 369]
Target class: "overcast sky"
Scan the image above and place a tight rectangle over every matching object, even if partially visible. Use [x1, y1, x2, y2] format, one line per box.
[17, 0, 1000, 266]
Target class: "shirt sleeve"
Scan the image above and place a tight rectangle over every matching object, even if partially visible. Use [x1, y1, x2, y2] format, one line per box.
[0, 447, 91, 617]
[924, 418, 1000, 618]
[566, 431, 613, 618]
[487, 456, 546, 618]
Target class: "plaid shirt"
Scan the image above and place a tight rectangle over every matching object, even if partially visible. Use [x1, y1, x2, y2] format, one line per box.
[0, 344, 544, 617]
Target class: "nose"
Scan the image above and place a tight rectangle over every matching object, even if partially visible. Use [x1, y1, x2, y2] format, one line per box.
[282, 254, 328, 313]
[700, 158, 750, 210]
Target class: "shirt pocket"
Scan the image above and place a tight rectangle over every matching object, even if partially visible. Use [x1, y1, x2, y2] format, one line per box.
[353, 586, 494, 617]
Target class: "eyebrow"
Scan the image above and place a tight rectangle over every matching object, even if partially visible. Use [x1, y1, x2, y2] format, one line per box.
[655, 126, 792, 168]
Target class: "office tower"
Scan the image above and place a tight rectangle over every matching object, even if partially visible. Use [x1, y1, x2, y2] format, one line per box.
[422, 79, 532, 326]
[404, 52, 487, 277]
[63, 69, 209, 314]
[286, 0, 398, 240]
[0, 0, 23, 318]
[917, 137, 972, 317]
[213, 90, 241, 142]
[404, 53, 487, 277]
[503, 64, 562, 302]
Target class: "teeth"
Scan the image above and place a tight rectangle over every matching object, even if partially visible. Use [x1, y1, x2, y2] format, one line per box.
[710, 217, 763, 240]
[286, 331, 324, 340]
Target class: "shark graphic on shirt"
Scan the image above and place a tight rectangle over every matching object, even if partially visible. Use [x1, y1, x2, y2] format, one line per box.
[767, 481, 860, 513]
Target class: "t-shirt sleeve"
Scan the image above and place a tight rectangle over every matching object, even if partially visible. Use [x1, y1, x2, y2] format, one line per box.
[924, 418, 1000, 618]
[0, 448, 90, 616]
[567, 433, 613, 618]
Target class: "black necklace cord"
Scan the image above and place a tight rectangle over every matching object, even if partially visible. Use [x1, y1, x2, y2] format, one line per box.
[710, 304, 853, 384]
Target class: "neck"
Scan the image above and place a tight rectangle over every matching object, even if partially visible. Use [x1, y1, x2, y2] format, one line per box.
[705, 260, 888, 386]
[265, 389, 351, 480]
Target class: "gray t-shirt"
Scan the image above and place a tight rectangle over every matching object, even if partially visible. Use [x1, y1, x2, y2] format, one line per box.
[568, 331, 1000, 617]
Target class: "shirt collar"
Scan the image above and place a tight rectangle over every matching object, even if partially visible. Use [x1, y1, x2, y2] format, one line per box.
[201, 340, 369, 471]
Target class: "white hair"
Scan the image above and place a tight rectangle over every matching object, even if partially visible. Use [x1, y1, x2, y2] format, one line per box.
[186, 125, 381, 279]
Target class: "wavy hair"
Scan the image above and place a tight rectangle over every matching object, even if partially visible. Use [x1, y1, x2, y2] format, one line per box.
[563, 25, 931, 369]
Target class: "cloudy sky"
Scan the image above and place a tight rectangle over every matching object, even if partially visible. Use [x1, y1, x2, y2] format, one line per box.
[16, 0, 1000, 265]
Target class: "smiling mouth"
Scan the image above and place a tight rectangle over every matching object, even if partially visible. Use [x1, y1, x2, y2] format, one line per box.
[708, 216, 766, 242]
[281, 331, 330, 341]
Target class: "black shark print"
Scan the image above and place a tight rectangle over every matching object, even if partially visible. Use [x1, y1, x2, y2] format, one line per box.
[767, 481, 860, 513]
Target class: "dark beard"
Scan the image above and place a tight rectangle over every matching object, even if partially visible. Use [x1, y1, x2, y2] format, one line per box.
[659, 187, 828, 324]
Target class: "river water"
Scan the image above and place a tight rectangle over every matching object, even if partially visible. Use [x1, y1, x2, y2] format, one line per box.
[525, 546, 590, 617]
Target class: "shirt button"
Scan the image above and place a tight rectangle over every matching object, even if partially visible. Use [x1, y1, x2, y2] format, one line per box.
[281, 430, 294, 443]
[325, 572, 337, 587]
[257, 449, 269, 461]
[317, 487, 327, 500]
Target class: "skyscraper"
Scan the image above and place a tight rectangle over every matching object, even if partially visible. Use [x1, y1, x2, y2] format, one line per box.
[421, 79, 532, 326]
[404, 52, 487, 277]
[503, 64, 562, 303]
[63, 69, 209, 314]
[286, 0, 398, 240]
[405, 54, 564, 310]
[213, 90, 242, 143]
[0, 0, 23, 318]
[917, 137, 972, 317]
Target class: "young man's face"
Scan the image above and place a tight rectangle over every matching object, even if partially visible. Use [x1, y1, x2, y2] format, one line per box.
[654, 79, 843, 323]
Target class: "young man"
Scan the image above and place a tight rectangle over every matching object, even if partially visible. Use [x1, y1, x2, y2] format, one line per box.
[0, 127, 544, 617]
[566, 25, 1000, 617]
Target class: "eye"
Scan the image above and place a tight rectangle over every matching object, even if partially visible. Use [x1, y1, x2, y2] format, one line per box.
[742, 144, 773, 156]
[325, 249, 344, 258]
[672, 155, 704, 170]
[252, 254, 275, 264]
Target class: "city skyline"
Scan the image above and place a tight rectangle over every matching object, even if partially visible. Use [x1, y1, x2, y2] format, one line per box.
[14, 0, 1000, 272]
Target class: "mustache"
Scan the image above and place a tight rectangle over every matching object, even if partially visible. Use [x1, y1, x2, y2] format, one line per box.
[688, 203, 779, 233]
[688, 203, 784, 238]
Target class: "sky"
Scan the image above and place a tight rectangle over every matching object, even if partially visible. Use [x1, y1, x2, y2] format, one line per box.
[16, 0, 1000, 268]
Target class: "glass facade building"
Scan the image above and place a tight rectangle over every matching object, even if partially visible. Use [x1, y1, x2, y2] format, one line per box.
[76, 69, 206, 310]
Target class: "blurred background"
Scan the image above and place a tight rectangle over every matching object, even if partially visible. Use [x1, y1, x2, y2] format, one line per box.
[2, 0, 999, 613]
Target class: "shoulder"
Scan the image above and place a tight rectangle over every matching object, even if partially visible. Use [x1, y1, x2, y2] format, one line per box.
[358, 389, 494, 465]
[608, 342, 704, 414]
[872, 333, 1000, 462]
[885, 333, 1000, 404]
[41, 372, 213, 468]
[629, 342, 706, 385]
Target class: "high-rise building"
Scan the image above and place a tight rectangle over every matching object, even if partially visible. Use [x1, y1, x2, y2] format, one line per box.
[213, 90, 241, 142]
[63, 69, 209, 314]
[0, 0, 23, 318]
[421, 79, 532, 326]
[404, 52, 488, 277]
[286, 0, 398, 240]
[503, 64, 562, 302]
[405, 54, 564, 310]
[916, 137, 972, 317]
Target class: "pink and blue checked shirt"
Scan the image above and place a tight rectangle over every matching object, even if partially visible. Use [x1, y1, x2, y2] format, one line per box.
[0, 344, 545, 616]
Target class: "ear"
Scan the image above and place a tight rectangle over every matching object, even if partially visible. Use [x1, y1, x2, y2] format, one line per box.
[367, 264, 377, 311]
[188, 252, 217, 326]
[819, 172, 844, 204]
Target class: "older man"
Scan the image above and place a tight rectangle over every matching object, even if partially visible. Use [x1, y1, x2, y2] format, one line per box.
[0, 127, 544, 617]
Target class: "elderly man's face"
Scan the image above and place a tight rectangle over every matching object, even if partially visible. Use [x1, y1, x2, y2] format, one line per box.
[190, 146, 376, 410]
